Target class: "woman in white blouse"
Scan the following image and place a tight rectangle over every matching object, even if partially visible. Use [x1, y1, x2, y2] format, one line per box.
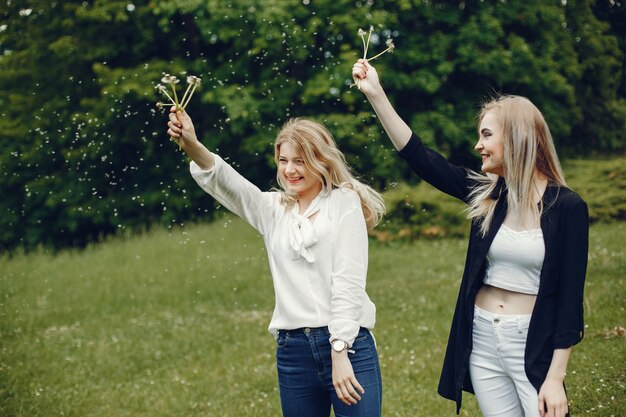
[167, 108, 385, 417]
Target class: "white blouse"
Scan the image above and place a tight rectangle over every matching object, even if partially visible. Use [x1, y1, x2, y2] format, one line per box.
[190, 154, 376, 346]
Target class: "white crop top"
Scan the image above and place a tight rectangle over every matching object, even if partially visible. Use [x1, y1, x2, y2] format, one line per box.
[483, 224, 545, 295]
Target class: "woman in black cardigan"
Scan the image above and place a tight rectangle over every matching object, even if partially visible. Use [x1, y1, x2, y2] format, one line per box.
[352, 60, 588, 417]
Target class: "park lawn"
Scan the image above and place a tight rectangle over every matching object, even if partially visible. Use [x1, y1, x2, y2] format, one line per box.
[1, 215, 624, 417]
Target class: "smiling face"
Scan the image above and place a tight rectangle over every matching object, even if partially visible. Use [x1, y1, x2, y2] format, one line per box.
[277, 141, 323, 201]
[476, 109, 505, 176]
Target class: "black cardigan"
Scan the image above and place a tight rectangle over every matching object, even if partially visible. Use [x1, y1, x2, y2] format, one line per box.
[398, 133, 589, 414]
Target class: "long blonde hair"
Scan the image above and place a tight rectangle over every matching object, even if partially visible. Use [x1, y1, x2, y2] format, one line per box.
[466, 95, 566, 236]
[274, 118, 385, 230]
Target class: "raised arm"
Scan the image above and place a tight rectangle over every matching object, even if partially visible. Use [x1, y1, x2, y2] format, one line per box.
[166, 107, 276, 235]
[352, 60, 474, 202]
[352, 59, 412, 151]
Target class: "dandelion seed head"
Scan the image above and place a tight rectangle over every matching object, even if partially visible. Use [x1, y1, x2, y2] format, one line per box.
[161, 74, 180, 85]
[187, 75, 202, 86]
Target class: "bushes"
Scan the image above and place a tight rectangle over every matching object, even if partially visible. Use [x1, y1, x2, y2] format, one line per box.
[1, 1, 625, 252]
[373, 182, 467, 242]
[373, 158, 625, 242]
[564, 158, 626, 223]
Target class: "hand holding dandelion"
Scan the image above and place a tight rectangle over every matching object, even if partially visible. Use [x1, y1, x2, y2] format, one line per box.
[156, 73, 202, 147]
[167, 106, 199, 149]
[351, 27, 395, 89]
[351, 59, 383, 97]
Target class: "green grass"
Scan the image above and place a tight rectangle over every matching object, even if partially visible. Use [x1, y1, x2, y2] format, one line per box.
[1, 215, 624, 417]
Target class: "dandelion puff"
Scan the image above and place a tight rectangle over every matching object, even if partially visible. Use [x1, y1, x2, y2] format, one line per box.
[181, 76, 202, 109]
[187, 75, 201, 86]
[155, 73, 202, 148]
[162, 74, 180, 85]
[350, 26, 395, 88]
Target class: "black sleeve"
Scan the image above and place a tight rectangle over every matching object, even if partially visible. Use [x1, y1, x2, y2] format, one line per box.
[553, 195, 589, 349]
[398, 133, 476, 202]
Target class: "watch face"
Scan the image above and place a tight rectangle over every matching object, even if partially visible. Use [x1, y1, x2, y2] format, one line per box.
[332, 340, 347, 352]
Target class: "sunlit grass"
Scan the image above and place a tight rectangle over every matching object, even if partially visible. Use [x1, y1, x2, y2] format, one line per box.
[1, 217, 624, 416]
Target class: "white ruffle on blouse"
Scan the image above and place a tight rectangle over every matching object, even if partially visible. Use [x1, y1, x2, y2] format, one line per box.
[287, 193, 323, 263]
[190, 154, 376, 346]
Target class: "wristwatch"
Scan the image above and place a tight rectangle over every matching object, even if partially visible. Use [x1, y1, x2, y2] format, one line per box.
[331, 339, 348, 352]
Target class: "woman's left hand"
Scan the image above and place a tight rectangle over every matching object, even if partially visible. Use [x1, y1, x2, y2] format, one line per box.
[538, 377, 569, 417]
[331, 351, 364, 405]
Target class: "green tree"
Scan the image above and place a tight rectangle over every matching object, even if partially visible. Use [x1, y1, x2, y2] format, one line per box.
[0, 0, 623, 251]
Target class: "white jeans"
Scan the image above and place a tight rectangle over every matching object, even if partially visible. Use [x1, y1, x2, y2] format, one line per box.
[469, 305, 540, 417]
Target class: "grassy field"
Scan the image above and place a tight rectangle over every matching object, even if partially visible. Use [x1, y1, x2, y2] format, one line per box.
[1, 213, 624, 417]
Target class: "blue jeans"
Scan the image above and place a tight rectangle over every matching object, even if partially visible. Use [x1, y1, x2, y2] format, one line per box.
[276, 327, 382, 417]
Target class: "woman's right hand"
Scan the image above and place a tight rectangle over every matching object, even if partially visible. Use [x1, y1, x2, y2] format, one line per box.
[167, 106, 215, 170]
[352, 59, 383, 97]
[167, 106, 198, 149]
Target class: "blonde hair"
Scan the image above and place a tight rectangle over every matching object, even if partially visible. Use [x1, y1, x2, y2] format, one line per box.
[274, 118, 385, 230]
[466, 95, 566, 236]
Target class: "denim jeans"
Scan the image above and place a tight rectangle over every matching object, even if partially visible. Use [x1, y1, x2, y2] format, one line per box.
[276, 326, 382, 417]
[470, 305, 540, 417]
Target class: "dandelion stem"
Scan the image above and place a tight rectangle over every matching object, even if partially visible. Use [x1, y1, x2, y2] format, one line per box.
[159, 89, 177, 107]
[179, 84, 192, 110]
[170, 135, 182, 149]
[181, 85, 197, 110]
[366, 47, 392, 62]
[361, 35, 367, 59]
[170, 83, 180, 109]
[364, 26, 373, 59]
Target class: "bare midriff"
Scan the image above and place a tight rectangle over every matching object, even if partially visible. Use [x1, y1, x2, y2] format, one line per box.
[475, 284, 536, 315]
